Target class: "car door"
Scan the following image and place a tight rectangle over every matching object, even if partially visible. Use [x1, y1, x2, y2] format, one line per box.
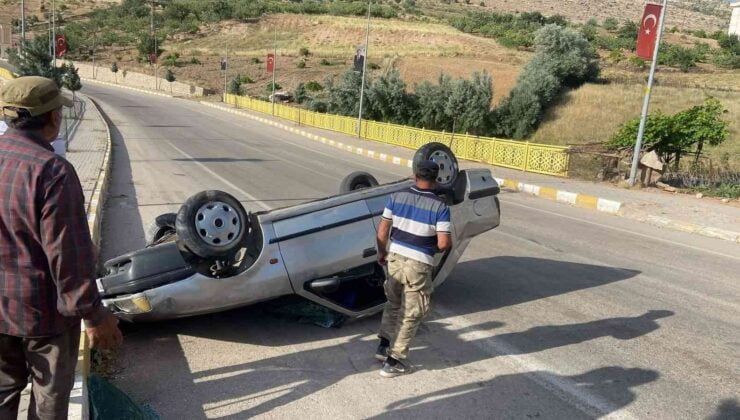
[273, 199, 379, 313]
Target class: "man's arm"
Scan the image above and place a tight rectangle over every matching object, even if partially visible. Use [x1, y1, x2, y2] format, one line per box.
[40, 159, 122, 348]
[436, 204, 452, 252]
[377, 218, 392, 265]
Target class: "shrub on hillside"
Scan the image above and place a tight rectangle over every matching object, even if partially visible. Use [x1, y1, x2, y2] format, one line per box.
[493, 24, 599, 138]
[659, 44, 698, 72]
[305, 81, 324, 91]
[366, 69, 418, 124]
[294, 83, 308, 104]
[603, 18, 618, 32]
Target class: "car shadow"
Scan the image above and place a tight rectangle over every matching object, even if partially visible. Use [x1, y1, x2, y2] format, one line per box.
[708, 399, 740, 420]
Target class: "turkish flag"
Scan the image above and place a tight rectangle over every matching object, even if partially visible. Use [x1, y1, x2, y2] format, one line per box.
[55, 34, 67, 58]
[266, 53, 275, 73]
[636, 3, 663, 60]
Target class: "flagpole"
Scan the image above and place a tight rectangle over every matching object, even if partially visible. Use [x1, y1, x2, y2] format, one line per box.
[356, 0, 371, 138]
[629, 0, 669, 186]
[52, 0, 56, 67]
[224, 47, 228, 101]
[20, 0, 26, 52]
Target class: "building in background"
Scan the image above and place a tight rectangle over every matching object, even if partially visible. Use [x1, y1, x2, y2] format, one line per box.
[731, 1, 740, 36]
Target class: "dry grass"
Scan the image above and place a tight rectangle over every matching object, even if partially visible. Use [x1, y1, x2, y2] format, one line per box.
[530, 83, 740, 168]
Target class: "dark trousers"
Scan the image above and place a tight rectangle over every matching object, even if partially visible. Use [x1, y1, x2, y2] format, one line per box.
[0, 328, 80, 420]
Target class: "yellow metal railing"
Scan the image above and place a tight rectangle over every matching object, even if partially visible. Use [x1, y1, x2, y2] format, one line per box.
[0, 67, 15, 80]
[224, 94, 570, 176]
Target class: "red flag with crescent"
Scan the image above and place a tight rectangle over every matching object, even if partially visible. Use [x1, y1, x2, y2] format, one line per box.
[266, 53, 275, 73]
[55, 34, 67, 58]
[636, 3, 663, 60]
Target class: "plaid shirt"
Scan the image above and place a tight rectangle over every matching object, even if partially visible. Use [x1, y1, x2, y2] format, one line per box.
[0, 128, 105, 337]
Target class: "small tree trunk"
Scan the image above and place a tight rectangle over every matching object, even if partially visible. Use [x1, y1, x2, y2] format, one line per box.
[674, 152, 681, 171]
[694, 139, 704, 165]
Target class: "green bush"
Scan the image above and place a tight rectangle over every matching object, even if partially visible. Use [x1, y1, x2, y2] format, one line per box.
[368, 62, 381, 70]
[297, 60, 306, 69]
[659, 44, 698, 72]
[320, 59, 333, 66]
[305, 81, 324, 91]
[294, 82, 308, 104]
[165, 68, 176, 83]
[228, 75, 241, 94]
[493, 25, 598, 138]
[189, 57, 201, 65]
[603, 17, 618, 32]
[448, 11, 570, 50]
[299, 47, 310, 57]
[240, 75, 255, 84]
[712, 51, 740, 69]
[608, 49, 625, 63]
[609, 97, 729, 165]
[250, 57, 262, 64]
[266, 81, 282, 94]
[628, 56, 647, 70]
[309, 99, 328, 113]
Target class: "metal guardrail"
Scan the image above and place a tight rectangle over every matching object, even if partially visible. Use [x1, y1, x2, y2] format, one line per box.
[225, 94, 570, 176]
[0, 67, 14, 80]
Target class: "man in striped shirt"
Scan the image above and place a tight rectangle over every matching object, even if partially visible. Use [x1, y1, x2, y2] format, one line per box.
[375, 160, 452, 377]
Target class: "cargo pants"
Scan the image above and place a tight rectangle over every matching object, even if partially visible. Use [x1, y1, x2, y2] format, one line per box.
[378, 253, 434, 360]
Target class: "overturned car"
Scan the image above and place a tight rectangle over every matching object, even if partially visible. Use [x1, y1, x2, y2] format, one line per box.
[98, 143, 501, 322]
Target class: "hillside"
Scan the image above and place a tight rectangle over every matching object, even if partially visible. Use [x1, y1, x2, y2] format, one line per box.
[420, 0, 733, 32]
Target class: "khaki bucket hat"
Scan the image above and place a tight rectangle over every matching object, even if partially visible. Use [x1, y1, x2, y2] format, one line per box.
[0, 76, 73, 118]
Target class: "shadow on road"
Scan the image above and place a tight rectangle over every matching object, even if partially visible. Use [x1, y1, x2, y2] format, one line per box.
[372, 366, 659, 419]
[708, 399, 740, 420]
[112, 256, 665, 418]
[96, 105, 146, 263]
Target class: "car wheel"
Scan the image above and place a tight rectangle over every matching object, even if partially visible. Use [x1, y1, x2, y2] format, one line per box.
[413, 142, 459, 190]
[144, 213, 177, 247]
[340, 171, 379, 193]
[175, 190, 249, 259]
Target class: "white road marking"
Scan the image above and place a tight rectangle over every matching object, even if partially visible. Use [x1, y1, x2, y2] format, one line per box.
[505, 200, 740, 261]
[164, 141, 273, 211]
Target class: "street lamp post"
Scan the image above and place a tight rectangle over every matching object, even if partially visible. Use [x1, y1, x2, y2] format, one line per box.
[52, 0, 56, 68]
[20, 0, 26, 52]
[356, 1, 371, 138]
[271, 27, 277, 115]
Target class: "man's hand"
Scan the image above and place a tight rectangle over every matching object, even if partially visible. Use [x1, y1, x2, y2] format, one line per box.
[378, 250, 388, 266]
[85, 312, 123, 349]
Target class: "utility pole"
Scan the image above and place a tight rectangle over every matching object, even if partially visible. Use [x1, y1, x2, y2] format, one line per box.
[223, 47, 228, 100]
[271, 27, 277, 115]
[52, 0, 56, 68]
[629, 0, 669, 186]
[356, 1, 371, 138]
[150, 1, 159, 90]
[20, 0, 26, 52]
[92, 33, 96, 79]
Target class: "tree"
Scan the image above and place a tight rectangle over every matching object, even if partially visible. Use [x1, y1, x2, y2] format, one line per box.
[110, 62, 119, 83]
[137, 33, 163, 62]
[609, 97, 729, 167]
[227, 75, 242, 95]
[493, 25, 599, 138]
[415, 74, 454, 131]
[326, 70, 366, 116]
[165, 69, 176, 94]
[8, 37, 64, 87]
[294, 82, 308, 104]
[366, 69, 414, 124]
[62, 64, 83, 101]
[444, 71, 493, 134]
[603, 17, 618, 31]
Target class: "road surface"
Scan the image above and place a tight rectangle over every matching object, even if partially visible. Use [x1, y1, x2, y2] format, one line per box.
[85, 83, 740, 420]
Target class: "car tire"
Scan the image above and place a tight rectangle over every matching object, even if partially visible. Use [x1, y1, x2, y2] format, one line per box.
[175, 190, 249, 259]
[144, 213, 177, 247]
[413, 142, 459, 191]
[339, 171, 379, 193]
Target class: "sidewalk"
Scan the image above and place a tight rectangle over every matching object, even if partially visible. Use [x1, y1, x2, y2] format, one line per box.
[16, 94, 110, 420]
[205, 100, 740, 243]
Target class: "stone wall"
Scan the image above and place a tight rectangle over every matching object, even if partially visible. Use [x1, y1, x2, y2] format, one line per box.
[68, 61, 207, 97]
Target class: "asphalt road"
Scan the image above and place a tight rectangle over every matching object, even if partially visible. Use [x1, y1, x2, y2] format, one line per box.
[85, 84, 740, 420]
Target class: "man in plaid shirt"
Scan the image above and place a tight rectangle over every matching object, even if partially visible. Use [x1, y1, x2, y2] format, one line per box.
[0, 76, 122, 419]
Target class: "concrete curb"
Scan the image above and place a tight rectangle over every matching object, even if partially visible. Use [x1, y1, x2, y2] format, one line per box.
[68, 97, 113, 420]
[81, 77, 172, 98]
[201, 102, 625, 215]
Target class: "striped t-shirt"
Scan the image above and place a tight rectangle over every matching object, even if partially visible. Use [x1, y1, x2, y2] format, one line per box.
[382, 187, 451, 265]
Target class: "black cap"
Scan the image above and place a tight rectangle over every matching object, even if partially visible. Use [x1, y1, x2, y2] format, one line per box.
[415, 160, 439, 181]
